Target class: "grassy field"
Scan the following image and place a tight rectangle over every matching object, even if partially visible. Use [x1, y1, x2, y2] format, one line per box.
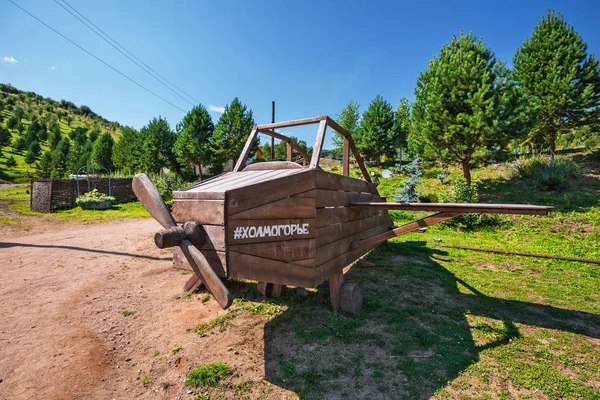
[179, 152, 599, 399]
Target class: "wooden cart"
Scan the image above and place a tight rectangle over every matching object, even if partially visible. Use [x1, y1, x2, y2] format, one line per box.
[133, 116, 552, 313]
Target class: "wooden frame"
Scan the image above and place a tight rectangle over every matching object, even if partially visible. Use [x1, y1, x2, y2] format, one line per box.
[234, 116, 371, 182]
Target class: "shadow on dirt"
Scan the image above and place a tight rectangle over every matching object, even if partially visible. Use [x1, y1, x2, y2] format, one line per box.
[255, 241, 599, 399]
[0, 242, 172, 261]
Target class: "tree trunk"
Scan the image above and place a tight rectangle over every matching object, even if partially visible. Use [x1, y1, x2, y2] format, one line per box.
[199, 163, 203, 181]
[462, 159, 471, 187]
[549, 128, 556, 161]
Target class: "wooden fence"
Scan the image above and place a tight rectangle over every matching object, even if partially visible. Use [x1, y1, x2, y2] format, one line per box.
[30, 178, 136, 212]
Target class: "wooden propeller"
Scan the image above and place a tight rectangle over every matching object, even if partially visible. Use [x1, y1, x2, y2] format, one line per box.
[132, 173, 233, 309]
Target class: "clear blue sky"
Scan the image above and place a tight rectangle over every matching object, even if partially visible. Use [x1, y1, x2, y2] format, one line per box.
[2, 0, 600, 149]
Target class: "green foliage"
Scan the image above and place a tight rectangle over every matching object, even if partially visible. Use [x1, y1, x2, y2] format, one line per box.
[36, 151, 53, 178]
[395, 157, 422, 203]
[91, 132, 114, 170]
[24, 149, 36, 166]
[6, 114, 18, 130]
[332, 100, 360, 159]
[186, 362, 232, 388]
[440, 178, 500, 230]
[513, 9, 600, 158]
[148, 172, 188, 205]
[513, 155, 584, 191]
[13, 136, 26, 152]
[355, 95, 395, 164]
[0, 127, 11, 147]
[174, 104, 214, 178]
[24, 118, 41, 147]
[209, 98, 255, 173]
[112, 126, 142, 175]
[76, 189, 115, 208]
[392, 98, 411, 154]
[139, 117, 176, 173]
[411, 31, 524, 186]
[52, 139, 71, 178]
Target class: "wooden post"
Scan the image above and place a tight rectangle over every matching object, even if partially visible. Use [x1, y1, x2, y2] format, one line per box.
[343, 138, 349, 176]
[270, 101, 275, 160]
[310, 119, 328, 169]
[328, 272, 343, 311]
[233, 129, 258, 172]
[286, 143, 292, 161]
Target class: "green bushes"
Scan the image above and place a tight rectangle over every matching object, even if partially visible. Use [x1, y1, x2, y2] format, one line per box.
[148, 172, 191, 205]
[75, 189, 115, 210]
[440, 179, 501, 230]
[513, 156, 584, 191]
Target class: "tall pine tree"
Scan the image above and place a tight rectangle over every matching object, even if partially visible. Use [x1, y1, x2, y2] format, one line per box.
[355, 95, 394, 165]
[332, 100, 360, 160]
[174, 104, 214, 179]
[513, 9, 600, 158]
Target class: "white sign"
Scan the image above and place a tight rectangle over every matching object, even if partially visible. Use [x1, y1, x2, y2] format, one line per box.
[233, 223, 310, 240]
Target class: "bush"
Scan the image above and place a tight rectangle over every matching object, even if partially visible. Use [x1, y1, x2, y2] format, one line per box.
[148, 172, 190, 206]
[418, 193, 438, 203]
[76, 189, 115, 210]
[395, 157, 422, 203]
[513, 155, 584, 191]
[440, 179, 501, 231]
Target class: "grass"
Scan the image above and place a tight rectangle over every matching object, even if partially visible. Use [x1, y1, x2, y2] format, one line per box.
[0, 185, 149, 225]
[186, 361, 232, 388]
[120, 310, 135, 317]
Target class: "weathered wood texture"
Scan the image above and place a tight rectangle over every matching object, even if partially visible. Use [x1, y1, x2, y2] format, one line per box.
[173, 247, 227, 277]
[350, 202, 553, 215]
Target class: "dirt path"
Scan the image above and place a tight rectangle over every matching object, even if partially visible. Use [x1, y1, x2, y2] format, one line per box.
[0, 218, 291, 400]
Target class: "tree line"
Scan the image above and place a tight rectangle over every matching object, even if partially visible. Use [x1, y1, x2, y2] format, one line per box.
[333, 10, 600, 186]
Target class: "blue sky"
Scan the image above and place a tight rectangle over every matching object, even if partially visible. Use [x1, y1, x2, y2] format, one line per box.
[2, 0, 600, 149]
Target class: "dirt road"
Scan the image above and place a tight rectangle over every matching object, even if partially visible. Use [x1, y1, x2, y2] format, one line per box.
[0, 218, 288, 399]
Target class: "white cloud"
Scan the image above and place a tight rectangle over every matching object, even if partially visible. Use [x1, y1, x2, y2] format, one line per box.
[208, 105, 225, 114]
[3, 56, 17, 63]
[51, 66, 56, 70]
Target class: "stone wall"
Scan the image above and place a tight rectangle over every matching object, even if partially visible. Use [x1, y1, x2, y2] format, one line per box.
[30, 178, 136, 212]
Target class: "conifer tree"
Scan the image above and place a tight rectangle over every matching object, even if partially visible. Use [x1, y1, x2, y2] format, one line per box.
[174, 104, 214, 179]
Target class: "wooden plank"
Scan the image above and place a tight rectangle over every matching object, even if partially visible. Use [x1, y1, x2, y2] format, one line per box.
[229, 196, 315, 220]
[315, 170, 379, 194]
[316, 189, 383, 208]
[173, 247, 227, 277]
[256, 116, 326, 131]
[350, 202, 553, 216]
[316, 222, 389, 266]
[184, 274, 203, 292]
[229, 238, 316, 263]
[172, 199, 225, 224]
[233, 128, 258, 172]
[310, 120, 328, 169]
[176, 172, 239, 193]
[286, 143, 292, 161]
[219, 170, 300, 192]
[316, 213, 391, 247]
[227, 169, 315, 214]
[243, 161, 303, 171]
[293, 189, 317, 198]
[228, 218, 316, 245]
[316, 207, 384, 227]
[228, 251, 317, 287]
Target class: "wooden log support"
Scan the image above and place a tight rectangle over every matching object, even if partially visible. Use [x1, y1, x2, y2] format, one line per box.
[339, 283, 362, 314]
[257, 282, 286, 298]
[328, 272, 343, 311]
[270, 284, 286, 298]
[342, 138, 349, 176]
[184, 274, 203, 293]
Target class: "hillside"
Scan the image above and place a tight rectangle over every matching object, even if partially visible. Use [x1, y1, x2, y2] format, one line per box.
[0, 83, 123, 182]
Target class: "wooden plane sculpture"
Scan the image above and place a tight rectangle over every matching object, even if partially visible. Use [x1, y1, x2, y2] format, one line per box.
[132, 116, 553, 314]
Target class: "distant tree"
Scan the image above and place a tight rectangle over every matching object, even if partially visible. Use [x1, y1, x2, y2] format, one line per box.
[355, 95, 394, 165]
[174, 104, 214, 179]
[91, 132, 114, 170]
[13, 106, 24, 121]
[270, 135, 311, 160]
[411, 32, 523, 186]
[52, 139, 71, 177]
[112, 126, 142, 174]
[140, 117, 176, 173]
[48, 125, 62, 151]
[65, 114, 74, 127]
[209, 98, 255, 173]
[5, 156, 17, 168]
[6, 114, 18, 130]
[332, 100, 360, 159]
[36, 150, 53, 178]
[12, 136, 27, 152]
[391, 98, 411, 162]
[25, 149, 37, 167]
[28, 141, 41, 157]
[88, 125, 100, 143]
[71, 127, 88, 147]
[513, 10, 600, 159]
[24, 118, 41, 146]
[0, 127, 11, 148]
[15, 120, 24, 135]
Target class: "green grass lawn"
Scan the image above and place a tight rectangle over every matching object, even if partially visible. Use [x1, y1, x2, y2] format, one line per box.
[0, 185, 149, 225]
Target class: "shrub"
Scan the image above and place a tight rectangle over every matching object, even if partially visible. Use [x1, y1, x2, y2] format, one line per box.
[5, 156, 17, 168]
[186, 361, 232, 388]
[440, 179, 501, 230]
[76, 189, 115, 209]
[148, 172, 190, 206]
[513, 155, 584, 191]
[418, 193, 438, 203]
[395, 157, 422, 203]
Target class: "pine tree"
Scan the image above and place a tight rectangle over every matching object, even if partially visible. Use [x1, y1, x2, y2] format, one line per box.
[0, 127, 11, 148]
[139, 117, 176, 174]
[36, 150, 53, 178]
[25, 149, 37, 167]
[355, 95, 395, 165]
[332, 100, 360, 159]
[210, 98, 255, 173]
[112, 126, 142, 174]
[24, 118, 41, 147]
[174, 104, 214, 179]
[513, 9, 600, 159]
[391, 98, 411, 162]
[411, 32, 521, 186]
[52, 139, 71, 178]
[6, 156, 17, 168]
[91, 132, 115, 170]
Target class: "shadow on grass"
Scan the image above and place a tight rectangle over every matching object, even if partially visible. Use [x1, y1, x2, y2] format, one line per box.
[0, 242, 172, 261]
[251, 241, 599, 399]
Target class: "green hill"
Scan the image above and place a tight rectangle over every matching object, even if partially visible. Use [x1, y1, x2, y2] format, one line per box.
[0, 83, 123, 182]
